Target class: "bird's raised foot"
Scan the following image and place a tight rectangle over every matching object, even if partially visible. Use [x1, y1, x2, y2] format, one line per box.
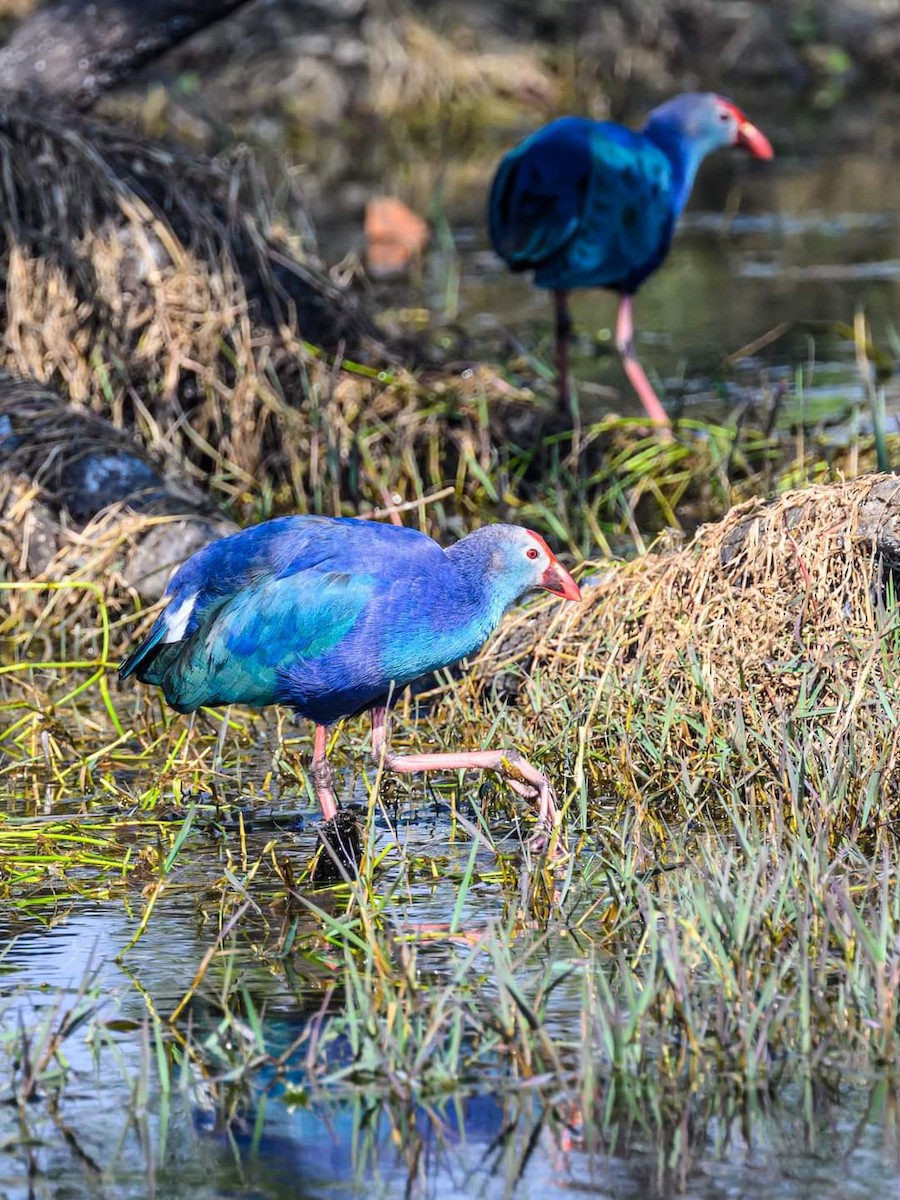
[498, 751, 560, 831]
[310, 809, 361, 883]
[497, 754, 566, 859]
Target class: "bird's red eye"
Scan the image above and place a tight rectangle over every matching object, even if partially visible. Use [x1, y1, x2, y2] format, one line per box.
[526, 547, 539, 560]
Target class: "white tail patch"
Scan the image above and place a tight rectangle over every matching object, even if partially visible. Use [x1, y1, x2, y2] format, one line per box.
[162, 592, 197, 643]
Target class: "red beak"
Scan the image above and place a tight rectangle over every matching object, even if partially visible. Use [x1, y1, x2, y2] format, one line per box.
[540, 557, 582, 603]
[735, 118, 774, 161]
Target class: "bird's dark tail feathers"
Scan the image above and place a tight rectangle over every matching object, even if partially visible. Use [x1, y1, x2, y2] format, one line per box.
[118, 622, 166, 681]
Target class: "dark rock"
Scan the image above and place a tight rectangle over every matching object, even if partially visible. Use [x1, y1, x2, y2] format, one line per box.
[310, 809, 362, 882]
[0, 374, 238, 597]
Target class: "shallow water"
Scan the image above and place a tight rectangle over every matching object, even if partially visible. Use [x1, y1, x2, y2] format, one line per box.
[6, 844, 900, 1200]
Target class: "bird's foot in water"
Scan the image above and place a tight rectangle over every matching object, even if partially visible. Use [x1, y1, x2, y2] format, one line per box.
[525, 821, 568, 863]
[310, 809, 361, 883]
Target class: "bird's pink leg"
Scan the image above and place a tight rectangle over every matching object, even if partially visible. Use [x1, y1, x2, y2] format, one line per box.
[370, 707, 559, 836]
[310, 723, 338, 822]
[554, 289, 572, 411]
[615, 295, 670, 427]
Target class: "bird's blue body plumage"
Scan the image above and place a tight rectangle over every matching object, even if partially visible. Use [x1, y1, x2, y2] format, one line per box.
[488, 96, 757, 295]
[120, 517, 548, 726]
[489, 116, 676, 294]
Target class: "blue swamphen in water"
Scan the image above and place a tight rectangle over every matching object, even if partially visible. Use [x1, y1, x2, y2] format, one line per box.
[489, 93, 774, 426]
[119, 517, 581, 865]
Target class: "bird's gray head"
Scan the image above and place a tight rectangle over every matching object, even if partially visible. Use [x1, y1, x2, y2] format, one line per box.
[643, 93, 773, 161]
[447, 523, 581, 606]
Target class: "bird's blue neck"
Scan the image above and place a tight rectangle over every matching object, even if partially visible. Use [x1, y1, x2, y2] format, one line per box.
[641, 118, 711, 215]
[445, 540, 523, 631]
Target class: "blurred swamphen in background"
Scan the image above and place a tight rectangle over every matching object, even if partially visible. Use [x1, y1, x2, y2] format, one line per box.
[489, 93, 774, 426]
[120, 517, 581, 867]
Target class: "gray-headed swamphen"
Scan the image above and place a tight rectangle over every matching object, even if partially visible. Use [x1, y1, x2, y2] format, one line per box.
[489, 93, 774, 426]
[120, 517, 581, 868]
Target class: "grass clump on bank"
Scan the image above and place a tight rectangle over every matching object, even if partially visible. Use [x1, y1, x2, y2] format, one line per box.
[457, 471, 900, 808]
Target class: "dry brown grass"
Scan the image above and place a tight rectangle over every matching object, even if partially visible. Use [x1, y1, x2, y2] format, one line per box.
[0, 108, 576, 530]
[465, 473, 900, 725]
[367, 15, 556, 122]
[0, 108, 386, 509]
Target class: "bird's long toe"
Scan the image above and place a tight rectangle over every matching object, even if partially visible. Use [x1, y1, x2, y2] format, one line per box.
[499, 774, 563, 857]
[499, 751, 561, 833]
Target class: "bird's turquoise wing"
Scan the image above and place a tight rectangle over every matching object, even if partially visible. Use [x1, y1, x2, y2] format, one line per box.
[157, 567, 378, 712]
[119, 516, 413, 710]
[489, 118, 588, 270]
[119, 514, 458, 719]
